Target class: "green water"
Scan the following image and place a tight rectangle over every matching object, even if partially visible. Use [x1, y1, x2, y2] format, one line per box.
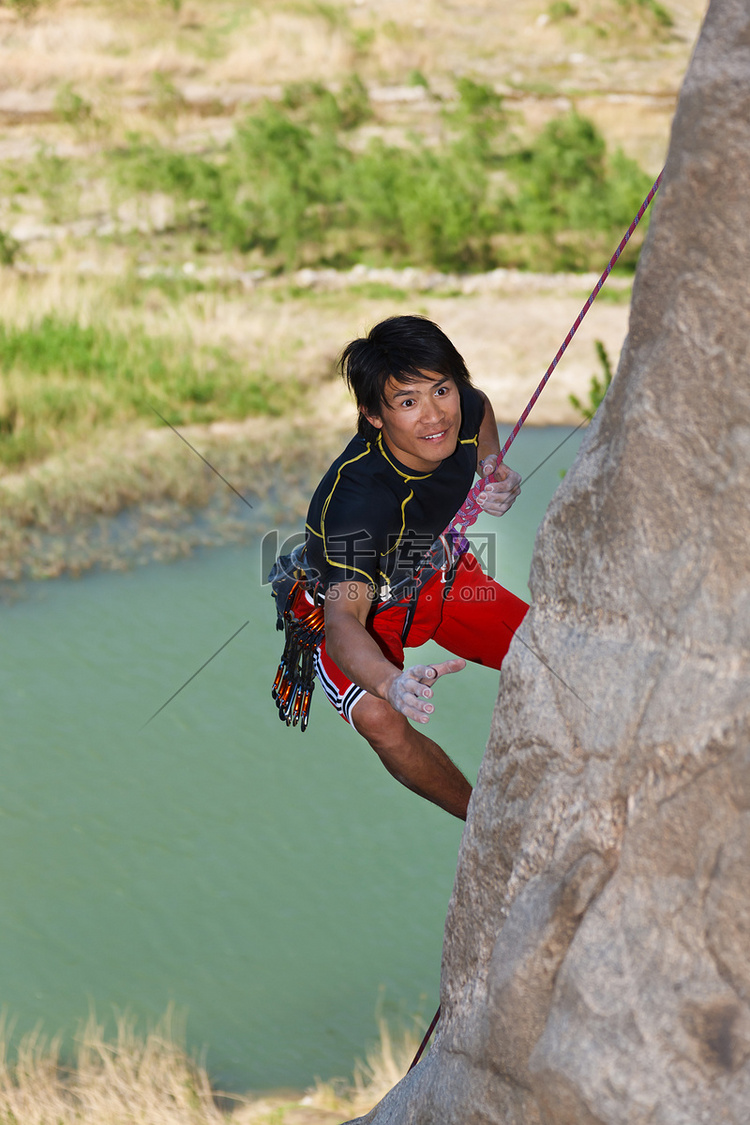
[2, 424, 583, 1093]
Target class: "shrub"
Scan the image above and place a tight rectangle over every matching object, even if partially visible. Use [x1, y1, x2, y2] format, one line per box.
[569, 340, 614, 420]
[0, 230, 20, 267]
[106, 85, 653, 274]
[503, 112, 653, 268]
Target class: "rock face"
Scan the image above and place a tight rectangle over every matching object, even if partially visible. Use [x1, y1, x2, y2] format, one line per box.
[345, 1, 750, 1122]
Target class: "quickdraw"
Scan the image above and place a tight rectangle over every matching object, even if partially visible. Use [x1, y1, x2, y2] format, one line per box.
[269, 536, 462, 730]
[271, 584, 324, 732]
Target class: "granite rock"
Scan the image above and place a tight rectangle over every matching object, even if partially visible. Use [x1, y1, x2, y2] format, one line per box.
[344, 0, 750, 1120]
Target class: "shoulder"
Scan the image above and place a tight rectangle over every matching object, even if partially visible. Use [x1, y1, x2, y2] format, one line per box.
[309, 436, 374, 503]
[308, 436, 394, 530]
[458, 383, 486, 440]
[324, 435, 374, 480]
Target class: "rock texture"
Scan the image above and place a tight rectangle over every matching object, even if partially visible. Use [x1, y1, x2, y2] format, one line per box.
[345, 0, 750, 1121]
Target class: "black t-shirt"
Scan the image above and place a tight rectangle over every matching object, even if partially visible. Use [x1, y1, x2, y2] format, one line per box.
[305, 384, 484, 596]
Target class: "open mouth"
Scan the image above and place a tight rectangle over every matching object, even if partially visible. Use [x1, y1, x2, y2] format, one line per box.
[421, 428, 449, 442]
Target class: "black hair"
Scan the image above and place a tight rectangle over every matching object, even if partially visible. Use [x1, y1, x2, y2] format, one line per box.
[340, 315, 473, 442]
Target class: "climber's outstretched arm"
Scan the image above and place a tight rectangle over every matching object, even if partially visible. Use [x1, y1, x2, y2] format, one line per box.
[324, 580, 465, 723]
[325, 580, 472, 819]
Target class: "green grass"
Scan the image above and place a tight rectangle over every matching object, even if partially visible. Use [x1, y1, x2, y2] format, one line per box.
[104, 83, 653, 274]
[0, 316, 293, 469]
[1, 78, 655, 278]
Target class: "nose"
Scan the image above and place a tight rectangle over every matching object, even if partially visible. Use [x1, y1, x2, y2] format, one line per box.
[422, 398, 445, 425]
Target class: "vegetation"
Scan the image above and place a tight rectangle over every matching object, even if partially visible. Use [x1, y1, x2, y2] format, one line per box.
[0, 1011, 421, 1125]
[569, 339, 614, 420]
[0, 229, 20, 267]
[0, 75, 652, 276]
[103, 81, 652, 274]
[548, 0, 673, 36]
[0, 316, 292, 469]
[1, 0, 46, 14]
[0, 69, 655, 476]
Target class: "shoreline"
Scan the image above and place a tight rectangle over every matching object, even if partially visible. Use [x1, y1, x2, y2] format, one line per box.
[0, 415, 349, 584]
[0, 413, 586, 587]
[0, 265, 623, 585]
[0, 1009, 420, 1125]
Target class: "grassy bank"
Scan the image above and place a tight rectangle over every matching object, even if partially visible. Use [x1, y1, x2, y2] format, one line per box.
[0, 263, 637, 582]
[0, 1011, 420, 1125]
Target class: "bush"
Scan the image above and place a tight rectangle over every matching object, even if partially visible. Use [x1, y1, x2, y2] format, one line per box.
[569, 339, 614, 420]
[107, 83, 654, 273]
[503, 112, 654, 268]
[0, 230, 20, 267]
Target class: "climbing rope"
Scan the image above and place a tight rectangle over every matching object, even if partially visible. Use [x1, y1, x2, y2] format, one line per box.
[408, 171, 663, 1073]
[446, 170, 664, 551]
[408, 1005, 441, 1072]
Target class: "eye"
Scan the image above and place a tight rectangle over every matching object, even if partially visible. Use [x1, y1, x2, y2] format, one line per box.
[435, 386, 449, 396]
[400, 398, 416, 408]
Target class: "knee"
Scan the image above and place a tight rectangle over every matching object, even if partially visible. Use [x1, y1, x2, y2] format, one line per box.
[351, 695, 407, 750]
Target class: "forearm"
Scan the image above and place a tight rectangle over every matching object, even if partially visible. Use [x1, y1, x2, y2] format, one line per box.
[325, 610, 399, 700]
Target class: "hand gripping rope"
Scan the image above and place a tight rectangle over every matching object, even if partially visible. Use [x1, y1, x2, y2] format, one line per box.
[408, 171, 663, 1073]
[445, 170, 663, 553]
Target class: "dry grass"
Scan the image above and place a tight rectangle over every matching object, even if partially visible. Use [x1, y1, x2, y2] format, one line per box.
[0, 1011, 224, 1125]
[297, 1017, 420, 1122]
[0, 1011, 422, 1125]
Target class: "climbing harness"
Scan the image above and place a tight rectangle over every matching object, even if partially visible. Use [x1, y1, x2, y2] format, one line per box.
[269, 171, 663, 738]
[268, 536, 460, 729]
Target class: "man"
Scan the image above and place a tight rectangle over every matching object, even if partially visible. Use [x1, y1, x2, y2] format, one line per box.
[303, 315, 528, 821]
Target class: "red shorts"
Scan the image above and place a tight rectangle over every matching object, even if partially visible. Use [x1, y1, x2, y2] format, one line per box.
[312, 552, 529, 726]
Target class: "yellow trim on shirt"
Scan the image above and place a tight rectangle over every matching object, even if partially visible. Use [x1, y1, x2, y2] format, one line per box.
[320, 445, 376, 583]
[325, 560, 377, 585]
[382, 489, 413, 557]
[376, 433, 433, 481]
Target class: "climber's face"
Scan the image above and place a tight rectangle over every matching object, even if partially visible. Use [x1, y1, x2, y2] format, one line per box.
[361, 370, 461, 473]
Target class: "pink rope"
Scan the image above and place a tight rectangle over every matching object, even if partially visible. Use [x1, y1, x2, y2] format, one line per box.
[447, 170, 663, 549]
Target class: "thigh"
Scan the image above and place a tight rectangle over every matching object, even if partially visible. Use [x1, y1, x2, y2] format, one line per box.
[433, 552, 529, 670]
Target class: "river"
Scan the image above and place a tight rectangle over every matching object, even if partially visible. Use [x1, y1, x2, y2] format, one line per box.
[2, 424, 584, 1093]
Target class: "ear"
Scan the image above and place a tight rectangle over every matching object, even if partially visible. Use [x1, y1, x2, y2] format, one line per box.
[360, 406, 384, 431]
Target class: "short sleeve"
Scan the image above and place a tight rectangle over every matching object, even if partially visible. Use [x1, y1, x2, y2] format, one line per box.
[458, 384, 485, 442]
